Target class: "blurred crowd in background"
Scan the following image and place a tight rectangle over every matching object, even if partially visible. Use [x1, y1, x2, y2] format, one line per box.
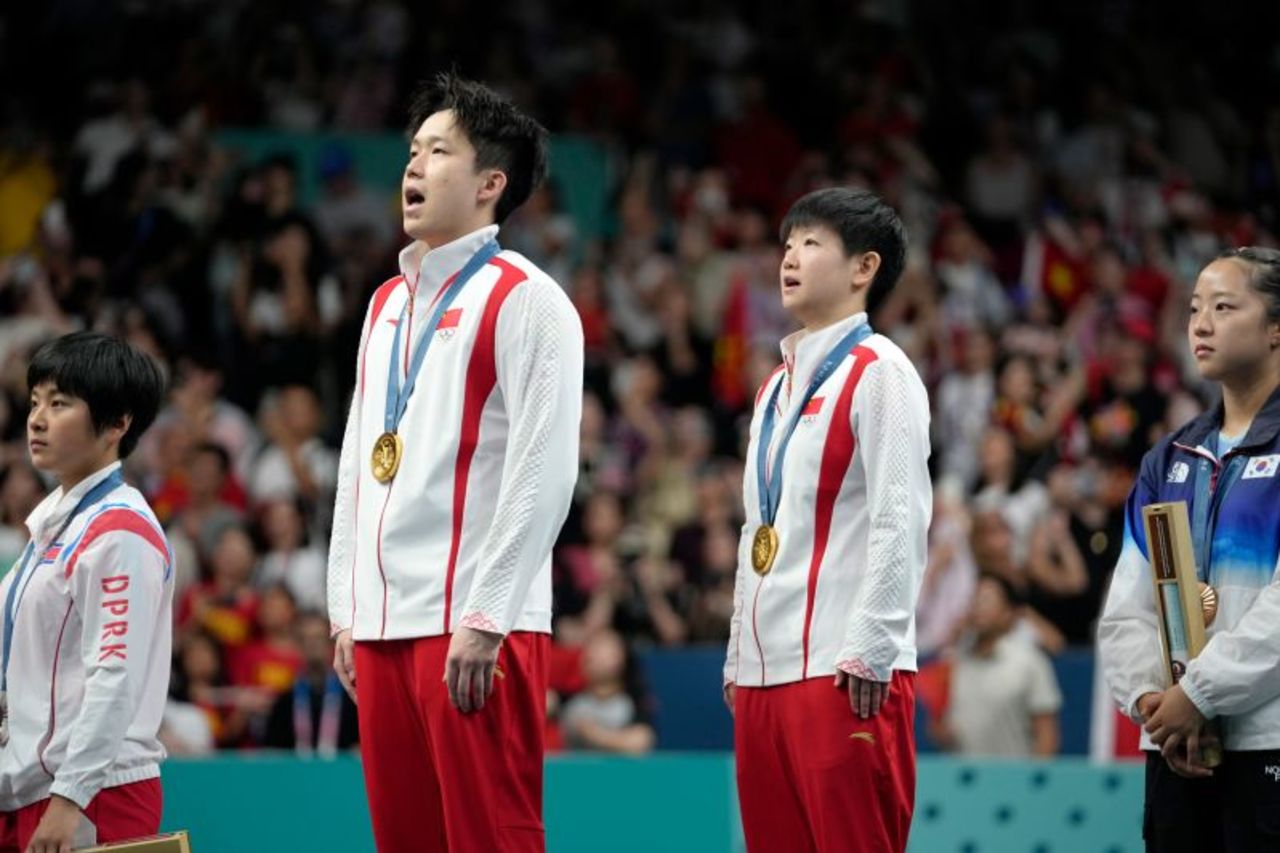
[1, 0, 1278, 758]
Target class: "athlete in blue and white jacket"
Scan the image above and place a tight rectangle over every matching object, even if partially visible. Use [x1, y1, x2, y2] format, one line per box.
[1098, 247, 1280, 851]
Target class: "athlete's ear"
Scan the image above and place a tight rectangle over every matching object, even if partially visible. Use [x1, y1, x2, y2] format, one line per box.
[102, 413, 132, 450]
[477, 169, 507, 210]
[850, 251, 881, 293]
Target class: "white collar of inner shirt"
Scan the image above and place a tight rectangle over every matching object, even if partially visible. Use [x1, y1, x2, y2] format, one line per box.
[396, 224, 500, 310]
[24, 460, 122, 543]
[778, 311, 868, 400]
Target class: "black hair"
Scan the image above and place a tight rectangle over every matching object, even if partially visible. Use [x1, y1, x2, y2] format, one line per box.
[779, 187, 908, 311]
[27, 332, 165, 459]
[192, 441, 232, 475]
[1216, 246, 1280, 323]
[406, 71, 549, 224]
[978, 571, 1025, 609]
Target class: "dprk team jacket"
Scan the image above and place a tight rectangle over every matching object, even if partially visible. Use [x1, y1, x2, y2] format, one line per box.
[0, 461, 173, 811]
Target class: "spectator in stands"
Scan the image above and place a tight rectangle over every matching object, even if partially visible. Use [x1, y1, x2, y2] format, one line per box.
[972, 425, 1049, 563]
[916, 478, 978, 656]
[163, 441, 244, 560]
[312, 144, 394, 254]
[932, 574, 1062, 757]
[229, 582, 303, 696]
[177, 524, 260, 649]
[560, 629, 655, 754]
[255, 497, 327, 612]
[1026, 459, 1127, 645]
[167, 629, 262, 750]
[0, 461, 44, 568]
[263, 611, 360, 754]
[933, 327, 998, 492]
[247, 384, 337, 518]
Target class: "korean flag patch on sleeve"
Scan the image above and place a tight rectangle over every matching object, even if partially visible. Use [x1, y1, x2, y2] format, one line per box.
[1242, 454, 1280, 480]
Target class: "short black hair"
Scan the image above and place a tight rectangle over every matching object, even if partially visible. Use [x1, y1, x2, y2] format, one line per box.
[979, 571, 1024, 609]
[406, 71, 549, 224]
[27, 332, 165, 459]
[1217, 246, 1280, 323]
[780, 187, 908, 311]
[192, 441, 232, 475]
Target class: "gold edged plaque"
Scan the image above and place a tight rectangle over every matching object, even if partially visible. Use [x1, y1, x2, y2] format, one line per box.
[371, 431, 404, 483]
[751, 524, 779, 576]
[79, 830, 193, 852]
[1143, 501, 1222, 768]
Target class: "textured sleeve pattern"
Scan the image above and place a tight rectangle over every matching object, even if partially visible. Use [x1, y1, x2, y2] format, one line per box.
[460, 279, 584, 634]
[326, 300, 373, 636]
[836, 356, 932, 682]
[723, 522, 751, 685]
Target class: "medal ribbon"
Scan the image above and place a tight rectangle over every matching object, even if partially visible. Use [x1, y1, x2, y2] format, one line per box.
[293, 672, 343, 757]
[3, 468, 125, 691]
[756, 322, 872, 526]
[384, 240, 501, 434]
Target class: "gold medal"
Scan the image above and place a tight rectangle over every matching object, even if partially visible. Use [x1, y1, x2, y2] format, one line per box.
[751, 524, 779, 576]
[1199, 581, 1218, 626]
[371, 431, 404, 483]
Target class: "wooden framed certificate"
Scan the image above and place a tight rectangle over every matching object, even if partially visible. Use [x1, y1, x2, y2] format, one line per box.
[1142, 501, 1221, 766]
[78, 831, 192, 852]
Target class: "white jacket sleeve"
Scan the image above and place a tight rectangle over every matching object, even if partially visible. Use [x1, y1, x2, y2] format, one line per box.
[327, 300, 374, 636]
[51, 531, 170, 808]
[723, 522, 751, 686]
[836, 357, 932, 682]
[459, 280, 584, 634]
[1180, 556, 1280, 718]
[1096, 466, 1167, 722]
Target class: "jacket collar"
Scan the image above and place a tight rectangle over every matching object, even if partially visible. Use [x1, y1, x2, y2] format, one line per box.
[1172, 383, 1280, 454]
[24, 460, 122, 541]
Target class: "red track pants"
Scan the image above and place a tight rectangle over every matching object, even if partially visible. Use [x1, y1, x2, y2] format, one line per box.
[735, 672, 916, 853]
[355, 632, 548, 853]
[0, 778, 162, 852]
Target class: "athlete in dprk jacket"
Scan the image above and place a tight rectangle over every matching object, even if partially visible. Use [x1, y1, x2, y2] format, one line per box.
[0, 332, 169, 853]
[1099, 247, 1280, 852]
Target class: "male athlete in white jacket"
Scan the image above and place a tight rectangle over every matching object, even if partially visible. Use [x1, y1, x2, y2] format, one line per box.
[725, 188, 931, 853]
[0, 332, 170, 853]
[327, 73, 582, 853]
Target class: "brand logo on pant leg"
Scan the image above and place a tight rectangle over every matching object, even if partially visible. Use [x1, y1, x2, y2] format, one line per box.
[1265, 765, 1280, 782]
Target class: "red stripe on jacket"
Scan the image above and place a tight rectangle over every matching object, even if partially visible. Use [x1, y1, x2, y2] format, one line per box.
[442, 257, 529, 632]
[64, 509, 168, 578]
[801, 346, 879, 678]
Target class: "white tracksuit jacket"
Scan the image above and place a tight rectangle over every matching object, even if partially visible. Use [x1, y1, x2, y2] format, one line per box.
[0, 461, 173, 811]
[725, 312, 933, 687]
[327, 225, 584, 641]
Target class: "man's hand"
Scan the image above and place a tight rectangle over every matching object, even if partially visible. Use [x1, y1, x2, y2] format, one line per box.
[26, 795, 81, 853]
[333, 629, 357, 702]
[834, 670, 890, 719]
[1145, 685, 1208, 766]
[723, 682, 736, 717]
[445, 627, 503, 713]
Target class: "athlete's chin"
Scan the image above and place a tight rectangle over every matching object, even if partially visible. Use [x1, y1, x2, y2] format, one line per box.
[402, 220, 430, 242]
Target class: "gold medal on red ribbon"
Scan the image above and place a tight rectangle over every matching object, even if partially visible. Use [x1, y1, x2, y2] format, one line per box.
[371, 431, 404, 483]
[751, 524, 779, 576]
